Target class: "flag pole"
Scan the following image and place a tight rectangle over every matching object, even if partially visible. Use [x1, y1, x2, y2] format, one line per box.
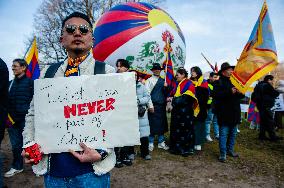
[201, 52, 215, 72]
[164, 53, 169, 84]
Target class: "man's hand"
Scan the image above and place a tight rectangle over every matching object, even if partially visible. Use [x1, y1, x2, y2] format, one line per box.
[22, 150, 35, 164]
[148, 107, 154, 113]
[232, 87, 237, 94]
[164, 82, 168, 87]
[69, 143, 102, 163]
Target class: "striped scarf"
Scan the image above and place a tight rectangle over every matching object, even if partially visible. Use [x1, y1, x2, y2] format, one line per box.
[173, 78, 200, 117]
[191, 76, 209, 89]
[65, 54, 88, 77]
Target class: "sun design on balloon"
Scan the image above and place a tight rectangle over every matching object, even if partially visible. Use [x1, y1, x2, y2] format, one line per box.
[93, 2, 185, 62]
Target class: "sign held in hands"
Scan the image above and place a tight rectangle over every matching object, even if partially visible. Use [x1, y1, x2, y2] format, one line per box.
[34, 73, 140, 153]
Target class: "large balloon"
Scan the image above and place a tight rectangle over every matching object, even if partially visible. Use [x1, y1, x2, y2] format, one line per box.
[93, 2, 186, 75]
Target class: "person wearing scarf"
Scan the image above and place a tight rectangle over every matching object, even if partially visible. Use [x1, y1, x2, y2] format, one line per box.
[22, 12, 115, 188]
[167, 67, 199, 156]
[190, 66, 209, 151]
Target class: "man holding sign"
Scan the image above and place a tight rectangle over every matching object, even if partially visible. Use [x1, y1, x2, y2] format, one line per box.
[22, 12, 117, 188]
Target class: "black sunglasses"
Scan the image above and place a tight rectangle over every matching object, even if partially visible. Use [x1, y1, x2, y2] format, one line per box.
[65, 24, 91, 35]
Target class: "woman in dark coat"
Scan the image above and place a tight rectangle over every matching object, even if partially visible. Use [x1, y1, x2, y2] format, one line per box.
[190, 66, 209, 151]
[168, 68, 198, 156]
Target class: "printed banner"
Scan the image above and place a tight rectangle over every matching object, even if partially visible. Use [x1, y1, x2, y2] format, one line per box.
[34, 73, 140, 153]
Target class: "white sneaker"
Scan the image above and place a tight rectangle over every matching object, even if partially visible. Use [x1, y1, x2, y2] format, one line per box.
[158, 142, 169, 150]
[237, 129, 240, 133]
[194, 145, 201, 151]
[149, 143, 154, 151]
[206, 135, 213, 142]
[4, 168, 23, 177]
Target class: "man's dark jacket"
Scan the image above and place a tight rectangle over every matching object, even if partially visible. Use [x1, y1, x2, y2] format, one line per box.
[0, 58, 9, 145]
[212, 75, 244, 126]
[8, 75, 34, 122]
[0, 58, 9, 117]
[254, 81, 279, 109]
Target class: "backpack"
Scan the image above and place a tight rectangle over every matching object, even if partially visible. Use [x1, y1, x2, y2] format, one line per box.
[44, 60, 106, 78]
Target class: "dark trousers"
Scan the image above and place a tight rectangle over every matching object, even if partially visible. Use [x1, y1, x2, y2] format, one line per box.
[259, 107, 276, 139]
[7, 121, 25, 170]
[114, 146, 134, 161]
[194, 120, 206, 145]
[140, 137, 149, 157]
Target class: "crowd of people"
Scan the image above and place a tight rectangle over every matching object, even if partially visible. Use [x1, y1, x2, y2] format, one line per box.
[0, 11, 282, 188]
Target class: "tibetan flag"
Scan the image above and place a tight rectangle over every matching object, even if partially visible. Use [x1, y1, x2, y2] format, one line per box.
[230, 1, 278, 94]
[25, 37, 40, 80]
[163, 51, 175, 86]
[173, 79, 200, 117]
[247, 100, 260, 124]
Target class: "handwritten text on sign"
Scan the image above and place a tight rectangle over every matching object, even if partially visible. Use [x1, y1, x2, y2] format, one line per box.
[34, 73, 140, 153]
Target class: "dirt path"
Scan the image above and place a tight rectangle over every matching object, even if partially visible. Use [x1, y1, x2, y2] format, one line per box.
[1, 132, 283, 188]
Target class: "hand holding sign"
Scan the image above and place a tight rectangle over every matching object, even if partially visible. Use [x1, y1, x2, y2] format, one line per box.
[69, 143, 101, 163]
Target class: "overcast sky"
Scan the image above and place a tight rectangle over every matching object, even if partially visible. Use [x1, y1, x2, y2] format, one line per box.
[0, 0, 283, 78]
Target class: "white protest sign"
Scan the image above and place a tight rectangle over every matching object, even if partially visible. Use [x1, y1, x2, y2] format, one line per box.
[34, 72, 140, 153]
[272, 94, 284, 111]
[241, 104, 249, 113]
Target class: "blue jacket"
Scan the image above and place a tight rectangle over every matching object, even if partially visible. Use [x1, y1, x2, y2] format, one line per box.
[8, 75, 34, 122]
[137, 82, 151, 138]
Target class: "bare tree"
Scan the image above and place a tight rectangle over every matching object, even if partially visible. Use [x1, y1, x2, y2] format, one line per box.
[29, 0, 165, 64]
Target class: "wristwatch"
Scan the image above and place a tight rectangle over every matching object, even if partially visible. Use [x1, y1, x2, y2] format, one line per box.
[96, 149, 108, 161]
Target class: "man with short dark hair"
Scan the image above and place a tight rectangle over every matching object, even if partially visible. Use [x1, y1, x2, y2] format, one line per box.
[212, 62, 244, 162]
[254, 75, 282, 141]
[205, 72, 219, 141]
[22, 12, 115, 187]
[5, 58, 33, 177]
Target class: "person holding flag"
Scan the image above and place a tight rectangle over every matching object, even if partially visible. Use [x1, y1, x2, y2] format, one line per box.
[212, 62, 244, 163]
[167, 67, 199, 156]
[5, 59, 34, 177]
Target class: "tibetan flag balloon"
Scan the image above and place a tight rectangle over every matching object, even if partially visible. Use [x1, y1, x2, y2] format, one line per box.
[93, 2, 186, 76]
[230, 1, 278, 94]
[25, 37, 40, 80]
